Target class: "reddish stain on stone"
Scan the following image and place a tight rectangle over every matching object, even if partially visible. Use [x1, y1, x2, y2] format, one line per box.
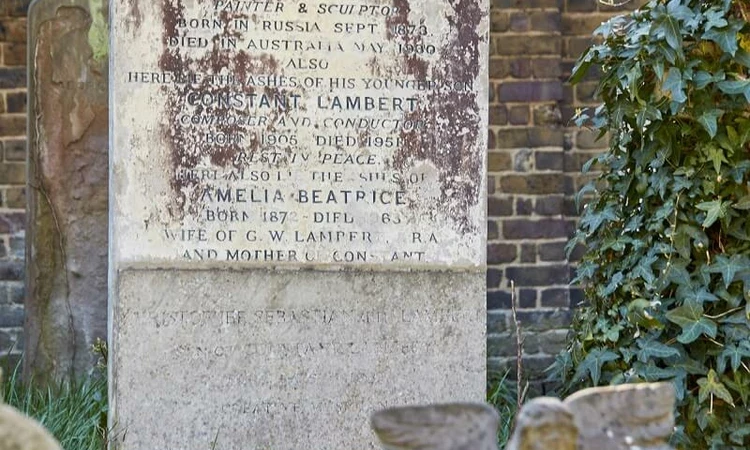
[127, 0, 143, 31]
[158, 0, 288, 219]
[390, 0, 485, 234]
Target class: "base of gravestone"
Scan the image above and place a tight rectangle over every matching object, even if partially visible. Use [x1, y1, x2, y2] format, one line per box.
[110, 268, 485, 449]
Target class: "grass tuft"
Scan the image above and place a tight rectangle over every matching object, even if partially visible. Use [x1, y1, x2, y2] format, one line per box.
[487, 371, 518, 448]
[1, 361, 107, 450]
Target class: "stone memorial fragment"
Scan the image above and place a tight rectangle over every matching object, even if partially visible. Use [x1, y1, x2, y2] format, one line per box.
[0, 405, 63, 450]
[25, 0, 109, 383]
[110, 0, 488, 448]
[563, 383, 675, 450]
[371, 403, 499, 450]
[505, 397, 577, 450]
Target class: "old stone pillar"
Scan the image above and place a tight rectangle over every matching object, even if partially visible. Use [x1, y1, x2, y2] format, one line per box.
[24, 0, 109, 383]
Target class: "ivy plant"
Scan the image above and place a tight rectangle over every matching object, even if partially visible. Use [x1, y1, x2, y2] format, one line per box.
[551, 0, 750, 448]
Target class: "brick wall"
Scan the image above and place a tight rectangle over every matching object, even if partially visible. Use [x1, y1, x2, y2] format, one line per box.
[0, 0, 638, 375]
[0, 0, 29, 363]
[487, 0, 642, 392]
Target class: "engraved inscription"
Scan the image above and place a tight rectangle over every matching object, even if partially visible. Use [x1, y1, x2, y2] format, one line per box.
[113, 0, 487, 266]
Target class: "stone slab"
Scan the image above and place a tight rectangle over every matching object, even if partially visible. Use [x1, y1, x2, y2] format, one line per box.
[25, 0, 109, 382]
[111, 269, 485, 449]
[110, 0, 488, 268]
[110, 0, 488, 447]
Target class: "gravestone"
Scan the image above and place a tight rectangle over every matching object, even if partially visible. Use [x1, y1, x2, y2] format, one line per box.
[110, 0, 488, 448]
[25, 0, 109, 383]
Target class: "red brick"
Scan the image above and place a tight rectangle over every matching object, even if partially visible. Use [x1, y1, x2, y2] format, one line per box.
[488, 243, 518, 264]
[5, 92, 25, 113]
[499, 81, 563, 102]
[500, 174, 568, 195]
[509, 105, 529, 125]
[577, 129, 609, 149]
[488, 152, 512, 171]
[2, 43, 26, 66]
[561, 14, 612, 35]
[566, 0, 597, 12]
[0, 115, 25, 137]
[0, 18, 27, 43]
[490, 10, 510, 32]
[0, 162, 25, 184]
[489, 197, 513, 216]
[510, 12, 529, 32]
[3, 139, 25, 161]
[490, 58, 511, 79]
[489, 104, 508, 125]
[530, 11, 561, 32]
[4, 0, 33, 17]
[493, 35, 561, 56]
[503, 219, 575, 240]
[532, 58, 562, 78]
[511, 58, 532, 78]
[3, 187, 24, 208]
[0, 68, 26, 89]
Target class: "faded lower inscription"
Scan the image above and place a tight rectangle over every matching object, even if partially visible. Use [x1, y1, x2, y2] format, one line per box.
[112, 269, 485, 450]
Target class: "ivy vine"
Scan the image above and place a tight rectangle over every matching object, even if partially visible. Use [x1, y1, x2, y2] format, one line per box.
[551, 0, 750, 448]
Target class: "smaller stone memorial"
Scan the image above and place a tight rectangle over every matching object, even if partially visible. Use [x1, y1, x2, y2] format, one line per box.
[25, 0, 109, 383]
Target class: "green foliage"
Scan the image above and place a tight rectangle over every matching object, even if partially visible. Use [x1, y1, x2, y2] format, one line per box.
[487, 372, 518, 448]
[2, 362, 107, 450]
[552, 0, 750, 448]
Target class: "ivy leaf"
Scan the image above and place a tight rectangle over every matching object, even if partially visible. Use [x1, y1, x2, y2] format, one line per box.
[665, 302, 718, 344]
[735, 49, 750, 69]
[662, 67, 687, 103]
[600, 271, 624, 297]
[729, 426, 750, 445]
[666, 0, 694, 21]
[704, 7, 728, 31]
[693, 71, 725, 89]
[703, 143, 728, 174]
[632, 254, 658, 285]
[570, 49, 593, 85]
[697, 109, 722, 138]
[573, 348, 620, 386]
[580, 205, 618, 234]
[697, 369, 735, 406]
[708, 254, 750, 288]
[733, 195, 750, 210]
[696, 199, 730, 227]
[717, 80, 750, 102]
[725, 371, 750, 405]
[703, 23, 741, 55]
[653, 14, 682, 51]
[717, 342, 750, 373]
[636, 339, 681, 362]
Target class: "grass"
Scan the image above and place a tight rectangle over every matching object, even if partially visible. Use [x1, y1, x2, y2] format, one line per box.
[1, 361, 108, 450]
[487, 371, 519, 448]
[1, 352, 515, 450]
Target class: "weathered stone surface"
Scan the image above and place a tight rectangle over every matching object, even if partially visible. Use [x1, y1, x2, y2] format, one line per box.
[0, 405, 62, 450]
[505, 397, 577, 450]
[564, 383, 675, 450]
[371, 403, 498, 450]
[110, 0, 488, 447]
[112, 269, 485, 449]
[24, 0, 109, 383]
[110, 0, 488, 267]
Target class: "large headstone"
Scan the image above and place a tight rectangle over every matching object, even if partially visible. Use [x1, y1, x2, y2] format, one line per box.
[25, 0, 109, 383]
[110, 0, 488, 448]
